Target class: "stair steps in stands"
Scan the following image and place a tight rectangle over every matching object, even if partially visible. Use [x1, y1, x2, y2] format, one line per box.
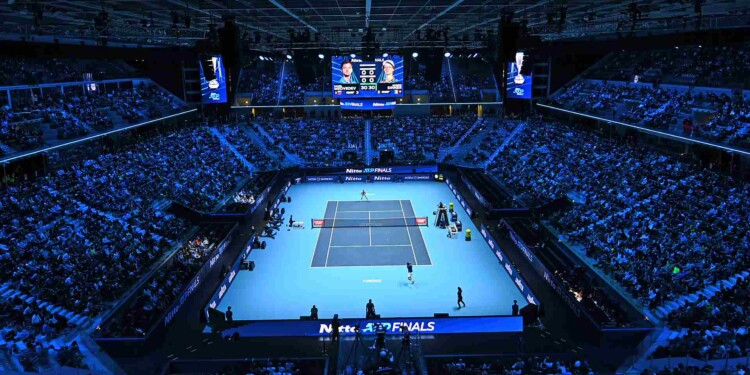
[209, 127, 255, 172]
[63, 109, 95, 134]
[451, 120, 499, 165]
[106, 110, 129, 129]
[0, 283, 88, 327]
[152, 199, 172, 212]
[653, 269, 749, 319]
[39, 121, 61, 144]
[439, 118, 484, 162]
[484, 121, 527, 167]
[69, 198, 166, 245]
[615, 327, 672, 375]
[254, 121, 303, 166]
[364, 120, 373, 165]
[241, 126, 282, 163]
[254, 121, 276, 144]
[0, 141, 15, 155]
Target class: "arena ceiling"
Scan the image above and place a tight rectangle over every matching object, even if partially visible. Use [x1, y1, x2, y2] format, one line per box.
[0, 0, 748, 50]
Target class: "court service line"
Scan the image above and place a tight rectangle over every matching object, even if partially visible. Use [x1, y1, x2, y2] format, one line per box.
[328, 245, 414, 248]
[324, 201, 339, 267]
[316, 263, 434, 268]
[336, 210, 403, 213]
[399, 200, 418, 266]
[319, 217, 415, 220]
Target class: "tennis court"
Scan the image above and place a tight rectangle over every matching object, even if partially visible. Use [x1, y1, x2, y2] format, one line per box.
[310, 200, 432, 267]
[217, 181, 525, 321]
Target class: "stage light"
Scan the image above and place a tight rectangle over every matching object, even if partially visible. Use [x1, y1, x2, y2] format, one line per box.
[382, 53, 388, 57]
[259, 56, 265, 61]
[318, 53, 325, 59]
[412, 52, 419, 58]
[286, 54, 292, 60]
[444, 52, 451, 58]
[350, 53, 356, 58]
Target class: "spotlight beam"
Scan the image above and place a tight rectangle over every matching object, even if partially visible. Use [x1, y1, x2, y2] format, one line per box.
[365, 0, 372, 28]
[268, 0, 319, 33]
[404, 0, 464, 40]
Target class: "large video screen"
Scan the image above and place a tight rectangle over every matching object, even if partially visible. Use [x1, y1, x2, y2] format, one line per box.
[332, 55, 404, 99]
[199, 54, 228, 104]
[506, 52, 532, 99]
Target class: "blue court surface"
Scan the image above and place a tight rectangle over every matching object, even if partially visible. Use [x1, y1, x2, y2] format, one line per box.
[310, 200, 431, 267]
[217, 181, 524, 320]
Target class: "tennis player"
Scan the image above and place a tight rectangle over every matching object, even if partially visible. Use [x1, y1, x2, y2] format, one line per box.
[406, 262, 414, 285]
[360, 189, 369, 201]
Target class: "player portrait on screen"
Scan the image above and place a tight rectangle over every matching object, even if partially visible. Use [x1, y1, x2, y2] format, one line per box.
[379, 60, 398, 83]
[338, 60, 359, 84]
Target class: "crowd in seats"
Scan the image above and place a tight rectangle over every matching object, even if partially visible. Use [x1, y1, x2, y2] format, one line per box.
[371, 116, 475, 164]
[0, 82, 183, 153]
[0, 57, 132, 86]
[488, 119, 750, 312]
[453, 73, 490, 102]
[405, 70, 453, 102]
[105, 83, 183, 123]
[278, 65, 304, 105]
[405, 70, 431, 91]
[1, 296, 71, 361]
[0, 125, 246, 350]
[237, 61, 280, 105]
[221, 172, 274, 214]
[232, 190, 256, 205]
[463, 119, 517, 165]
[170, 358, 325, 375]
[216, 123, 278, 171]
[52, 341, 87, 370]
[652, 278, 749, 360]
[428, 356, 595, 375]
[303, 75, 329, 92]
[430, 77, 455, 103]
[104, 225, 233, 337]
[584, 43, 750, 88]
[62, 93, 114, 132]
[694, 93, 750, 146]
[454, 77, 480, 102]
[554, 81, 750, 149]
[11, 337, 88, 372]
[258, 117, 365, 166]
[0, 106, 45, 150]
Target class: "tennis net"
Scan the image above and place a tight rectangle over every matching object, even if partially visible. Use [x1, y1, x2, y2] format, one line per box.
[311, 217, 429, 228]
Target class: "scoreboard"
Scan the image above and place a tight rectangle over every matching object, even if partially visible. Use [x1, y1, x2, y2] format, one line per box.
[332, 55, 404, 99]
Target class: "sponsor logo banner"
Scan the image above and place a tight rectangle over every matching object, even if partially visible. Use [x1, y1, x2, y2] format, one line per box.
[340, 99, 397, 110]
[403, 174, 432, 181]
[221, 316, 522, 338]
[461, 174, 490, 208]
[307, 173, 434, 182]
[478, 224, 538, 308]
[339, 165, 437, 175]
[306, 176, 338, 182]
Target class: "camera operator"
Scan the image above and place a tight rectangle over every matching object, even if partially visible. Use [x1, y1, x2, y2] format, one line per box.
[375, 323, 386, 351]
[400, 324, 410, 346]
[331, 314, 341, 342]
